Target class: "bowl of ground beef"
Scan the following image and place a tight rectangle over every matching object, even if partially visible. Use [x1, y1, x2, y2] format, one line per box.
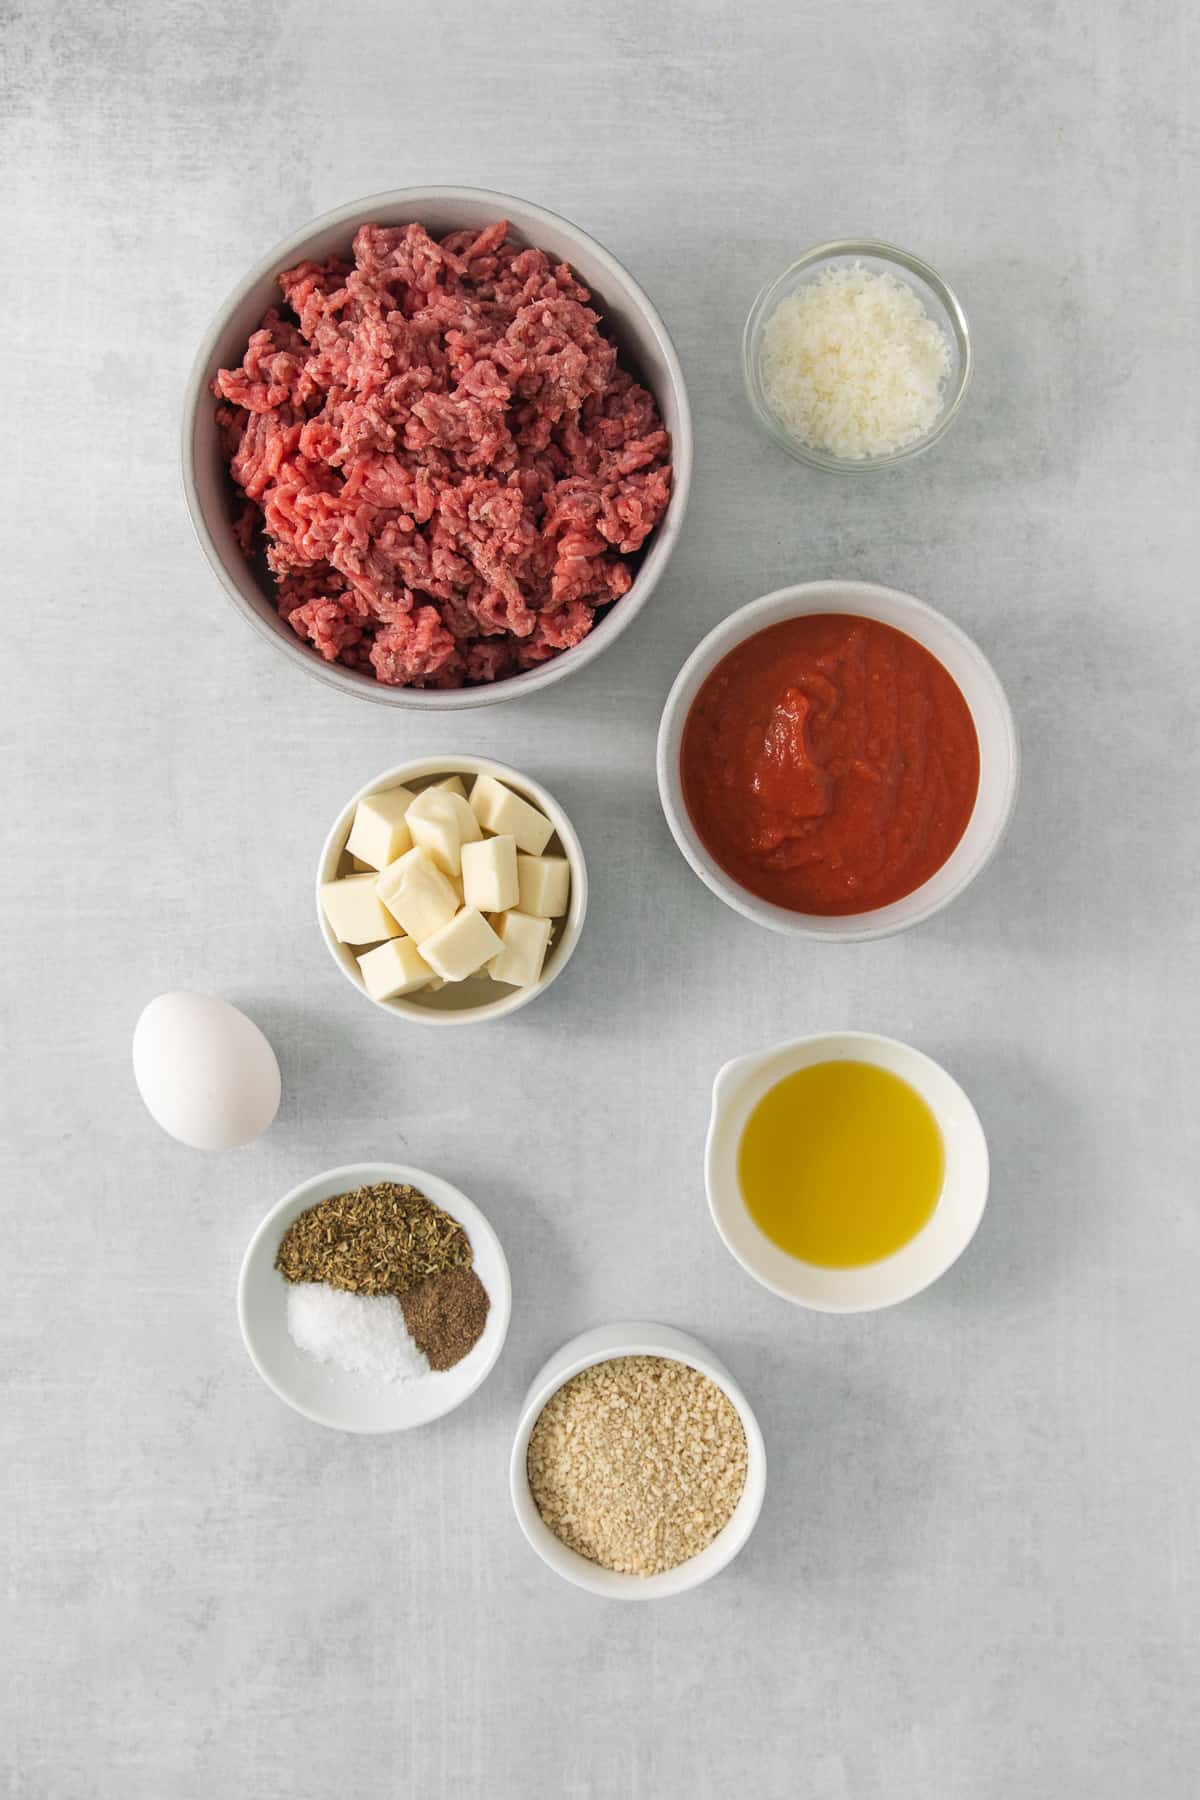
[182, 188, 691, 707]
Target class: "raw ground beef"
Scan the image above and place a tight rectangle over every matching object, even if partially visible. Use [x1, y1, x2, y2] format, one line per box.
[213, 220, 673, 687]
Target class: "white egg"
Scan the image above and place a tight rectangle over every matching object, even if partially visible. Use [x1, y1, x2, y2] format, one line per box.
[132, 992, 281, 1150]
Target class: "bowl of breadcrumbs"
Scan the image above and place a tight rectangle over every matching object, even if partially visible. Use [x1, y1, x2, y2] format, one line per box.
[510, 1322, 766, 1598]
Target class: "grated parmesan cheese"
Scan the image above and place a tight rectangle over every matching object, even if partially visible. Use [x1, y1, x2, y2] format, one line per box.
[758, 263, 951, 460]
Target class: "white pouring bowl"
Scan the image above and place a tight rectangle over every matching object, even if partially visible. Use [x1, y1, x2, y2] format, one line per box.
[238, 1161, 511, 1432]
[509, 1322, 766, 1600]
[656, 580, 1020, 940]
[182, 185, 692, 710]
[317, 756, 587, 1026]
[705, 1033, 989, 1313]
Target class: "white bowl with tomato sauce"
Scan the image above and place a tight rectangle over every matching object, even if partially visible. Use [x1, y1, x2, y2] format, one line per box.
[656, 581, 1019, 941]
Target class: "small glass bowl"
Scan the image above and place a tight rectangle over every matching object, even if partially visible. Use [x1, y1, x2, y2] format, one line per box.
[742, 238, 972, 471]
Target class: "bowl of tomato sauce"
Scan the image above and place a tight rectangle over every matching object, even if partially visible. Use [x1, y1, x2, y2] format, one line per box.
[656, 581, 1019, 940]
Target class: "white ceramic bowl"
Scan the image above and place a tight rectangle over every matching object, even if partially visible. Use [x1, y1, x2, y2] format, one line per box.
[706, 1033, 989, 1312]
[657, 580, 1020, 940]
[182, 185, 692, 710]
[509, 1322, 766, 1600]
[238, 1161, 511, 1432]
[317, 756, 587, 1026]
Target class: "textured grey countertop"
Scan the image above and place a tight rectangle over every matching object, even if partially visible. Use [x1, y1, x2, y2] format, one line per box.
[4, 2, 1198, 1795]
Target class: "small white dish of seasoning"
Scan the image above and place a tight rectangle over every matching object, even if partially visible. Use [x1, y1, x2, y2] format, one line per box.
[510, 1322, 766, 1600]
[743, 239, 972, 469]
[238, 1161, 511, 1432]
[706, 1032, 989, 1313]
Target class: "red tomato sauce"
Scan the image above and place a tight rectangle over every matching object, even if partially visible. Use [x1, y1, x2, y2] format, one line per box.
[680, 615, 980, 915]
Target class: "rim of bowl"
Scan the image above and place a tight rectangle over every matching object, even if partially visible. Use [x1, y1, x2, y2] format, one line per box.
[237, 1160, 513, 1431]
[508, 1322, 767, 1599]
[181, 184, 693, 710]
[742, 238, 973, 470]
[656, 580, 1020, 941]
[316, 755, 588, 1025]
[703, 1032, 990, 1314]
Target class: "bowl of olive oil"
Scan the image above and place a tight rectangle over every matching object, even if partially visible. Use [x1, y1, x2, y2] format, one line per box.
[705, 1032, 988, 1312]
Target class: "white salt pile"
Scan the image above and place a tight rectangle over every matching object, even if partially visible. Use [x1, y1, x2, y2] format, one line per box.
[286, 1282, 430, 1384]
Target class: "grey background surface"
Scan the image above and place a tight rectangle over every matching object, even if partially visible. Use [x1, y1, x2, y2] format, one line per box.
[3, 1, 1197, 1795]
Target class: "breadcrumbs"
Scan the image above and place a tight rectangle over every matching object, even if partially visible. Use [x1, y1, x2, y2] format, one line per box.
[526, 1355, 748, 1576]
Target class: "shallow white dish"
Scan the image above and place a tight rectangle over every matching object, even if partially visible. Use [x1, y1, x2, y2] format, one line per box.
[181, 185, 692, 711]
[238, 1161, 511, 1432]
[656, 579, 1019, 941]
[706, 1032, 989, 1313]
[509, 1322, 766, 1600]
[317, 756, 587, 1026]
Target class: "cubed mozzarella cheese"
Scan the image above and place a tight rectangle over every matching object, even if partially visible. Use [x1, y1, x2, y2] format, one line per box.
[489, 909, 553, 987]
[405, 786, 482, 876]
[344, 785, 415, 871]
[461, 834, 519, 913]
[375, 847, 460, 941]
[356, 936, 435, 1001]
[320, 874, 403, 946]
[516, 852, 570, 917]
[468, 775, 554, 855]
[419, 907, 503, 982]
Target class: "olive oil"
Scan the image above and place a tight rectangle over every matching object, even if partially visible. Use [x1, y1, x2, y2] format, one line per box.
[737, 1060, 943, 1268]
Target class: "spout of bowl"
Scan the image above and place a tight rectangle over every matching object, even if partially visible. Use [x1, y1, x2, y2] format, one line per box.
[708, 1052, 766, 1137]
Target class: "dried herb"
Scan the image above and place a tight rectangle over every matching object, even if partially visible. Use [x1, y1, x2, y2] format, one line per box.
[400, 1266, 490, 1371]
[275, 1181, 472, 1297]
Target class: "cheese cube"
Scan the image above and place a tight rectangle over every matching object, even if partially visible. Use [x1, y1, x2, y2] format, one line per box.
[461, 834, 518, 913]
[375, 847, 459, 941]
[405, 786, 482, 876]
[356, 936, 435, 1001]
[516, 852, 570, 918]
[419, 907, 503, 982]
[489, 909, 553, 987]
[344, 786, 415, 871]
[320, 874, 403, 946]
[436, 774, 466, 797]
[468, 775, 554, 855]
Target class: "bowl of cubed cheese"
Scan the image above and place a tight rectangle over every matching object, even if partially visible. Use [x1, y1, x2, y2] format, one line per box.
[317, 757, 587, 1025]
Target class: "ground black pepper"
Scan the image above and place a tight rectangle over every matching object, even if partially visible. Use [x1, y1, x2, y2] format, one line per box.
[400, 1266, 490, 1371]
